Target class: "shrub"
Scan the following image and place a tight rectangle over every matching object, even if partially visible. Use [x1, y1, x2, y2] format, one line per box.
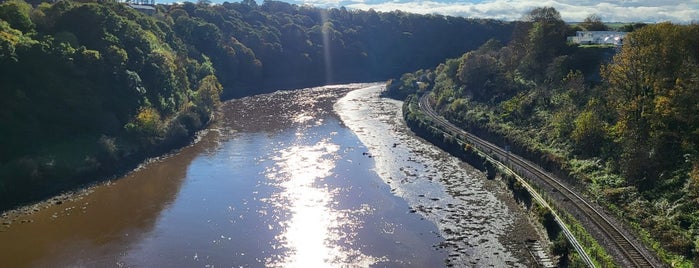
[125, 106, 163, 136]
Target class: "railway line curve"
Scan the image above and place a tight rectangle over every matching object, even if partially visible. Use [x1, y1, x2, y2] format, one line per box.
[417, 93, 661, 267]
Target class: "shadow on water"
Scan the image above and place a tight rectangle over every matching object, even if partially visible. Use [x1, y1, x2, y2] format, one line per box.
[0, 130, 221, 267]
[0, 83, 448, 267]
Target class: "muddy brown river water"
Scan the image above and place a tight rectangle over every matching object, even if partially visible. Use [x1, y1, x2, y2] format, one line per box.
[0, 83, 542, 267]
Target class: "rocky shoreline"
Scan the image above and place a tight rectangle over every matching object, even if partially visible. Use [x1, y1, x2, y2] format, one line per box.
[335, 84, 552, 267]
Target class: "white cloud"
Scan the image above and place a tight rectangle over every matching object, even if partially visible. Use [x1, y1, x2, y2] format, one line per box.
[332, 0, 699, 23]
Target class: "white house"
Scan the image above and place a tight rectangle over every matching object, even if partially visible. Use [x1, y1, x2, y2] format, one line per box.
[567, 31, 628, 46]
[129, 4, 156, 15]
[117, 0, 157, 15]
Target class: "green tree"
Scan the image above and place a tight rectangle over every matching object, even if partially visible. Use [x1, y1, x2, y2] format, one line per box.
[0, 0, 34, 32]
[523, 6, 562, 23]
[571, 108, 606, 156]
[456, 51, 503, 102]
[580, 14, 608, 31]
[193, 74, 222, 115]
[520, 7, 568, 80]
[618, 23, 647, 32]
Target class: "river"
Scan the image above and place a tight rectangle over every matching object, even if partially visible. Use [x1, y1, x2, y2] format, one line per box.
[0, 83, 542, 267]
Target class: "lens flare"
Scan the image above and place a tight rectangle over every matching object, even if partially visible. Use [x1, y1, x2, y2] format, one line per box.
[320, 9, 333, 84]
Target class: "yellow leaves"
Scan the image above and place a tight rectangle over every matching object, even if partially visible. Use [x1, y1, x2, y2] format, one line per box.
[136, 106, 161, 130]
[603, 23, 699, 136]
[653, 95, 672, 117]
[136, 106, 160, 122]
[0, 19, 36, 60]
[193, 74, 222, 113]
[0, 22, 18, 40]
[0, 19, 27, 45]
[79, 48, 101, 62]
[125, 106, 163, 136]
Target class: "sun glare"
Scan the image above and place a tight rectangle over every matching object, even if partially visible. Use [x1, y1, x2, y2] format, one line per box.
[320, 10, 333, 84]
[264, 138, 379, 267]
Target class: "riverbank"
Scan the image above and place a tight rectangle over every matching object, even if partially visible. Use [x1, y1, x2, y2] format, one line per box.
[0, 84, 361, 235]
[3, 83, 551, 267]
[1, 83, 443, 267]
[335, 85, 549, 267]
[0, 126, 215, 231]
[0, 102, 216, 213]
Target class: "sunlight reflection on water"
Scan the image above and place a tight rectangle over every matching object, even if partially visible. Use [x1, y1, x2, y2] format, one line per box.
[264, 138, 382, 267]
[0, 84, 445, 268]
[269, 140, 338, 266]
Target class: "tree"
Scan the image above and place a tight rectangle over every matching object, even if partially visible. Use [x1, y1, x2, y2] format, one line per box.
[125, 106, 163, 136]
[193, 74, 222, 115]
[523, 6, 561, 23]
[242, 0, 257, 7]
[0, 0, 35, 32]
[602, 23, 699, 188]
[519, 7, 568, 80]
[619, 23, 647, 32]
[580, 14, 608, 31]
[456, 51, 503, 102]
[551, 232, 570, 257]
[571, 108, 606, 156]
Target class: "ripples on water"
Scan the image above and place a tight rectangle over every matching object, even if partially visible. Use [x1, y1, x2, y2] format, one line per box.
[0, 83, 535, 267]
[265, 139, 376, 266]
[252, 85, 452, 267]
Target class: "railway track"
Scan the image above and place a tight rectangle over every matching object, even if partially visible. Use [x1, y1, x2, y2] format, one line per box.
[417, 93, 660, 267]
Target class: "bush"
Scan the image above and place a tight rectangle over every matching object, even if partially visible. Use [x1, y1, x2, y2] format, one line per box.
[125, 106, 163, 136]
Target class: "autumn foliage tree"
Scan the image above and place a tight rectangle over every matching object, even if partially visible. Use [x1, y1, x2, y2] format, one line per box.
[603, 23, 699, 190]
[598, 23, 699, 260]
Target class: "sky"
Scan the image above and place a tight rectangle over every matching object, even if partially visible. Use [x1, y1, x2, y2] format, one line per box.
[265, 0, 699, 23]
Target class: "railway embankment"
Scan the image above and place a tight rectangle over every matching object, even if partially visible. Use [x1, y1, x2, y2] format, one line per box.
[403, 92, 663, 267]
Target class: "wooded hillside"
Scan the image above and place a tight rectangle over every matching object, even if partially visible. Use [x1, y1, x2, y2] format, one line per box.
[0, 0, 512, 211]
[388, 8, 699, 265]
